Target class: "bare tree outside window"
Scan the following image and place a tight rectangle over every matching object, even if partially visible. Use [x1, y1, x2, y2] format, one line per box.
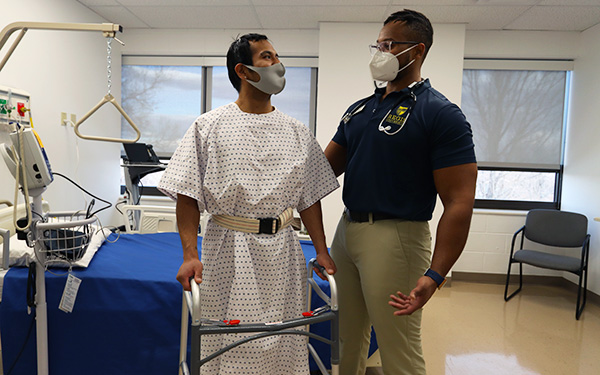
[121, 65, 202, 154]
[475, 170, 555, 202]
[462, 70, 568, 203]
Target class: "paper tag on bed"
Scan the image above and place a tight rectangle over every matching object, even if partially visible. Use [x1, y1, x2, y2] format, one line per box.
[59, 273, 82, 313]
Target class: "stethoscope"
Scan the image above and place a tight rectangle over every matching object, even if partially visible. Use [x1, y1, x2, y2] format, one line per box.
[341, 80, 425, 136]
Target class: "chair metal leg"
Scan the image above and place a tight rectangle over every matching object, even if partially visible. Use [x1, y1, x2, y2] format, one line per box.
[504, 262, 523, 301]
[575, 269, 587, 320]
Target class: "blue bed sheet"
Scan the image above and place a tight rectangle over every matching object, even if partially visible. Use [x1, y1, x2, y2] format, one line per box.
[0, 233, 377, 374]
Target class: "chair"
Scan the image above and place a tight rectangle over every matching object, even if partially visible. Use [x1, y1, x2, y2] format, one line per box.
[504, 209, 590, 320]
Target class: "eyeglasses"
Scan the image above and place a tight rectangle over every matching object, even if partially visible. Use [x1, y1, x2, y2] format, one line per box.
[369, 41, 419, 55]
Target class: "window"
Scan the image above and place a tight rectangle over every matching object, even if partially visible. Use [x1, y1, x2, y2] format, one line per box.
[461, 60, 572, 210]
[210, 66, 314, 127]
[120, 57, 317, 197]
[121, 65, 202, 155]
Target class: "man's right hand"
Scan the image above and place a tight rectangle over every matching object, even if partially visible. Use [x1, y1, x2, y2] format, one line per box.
[176, 258, 203, 291]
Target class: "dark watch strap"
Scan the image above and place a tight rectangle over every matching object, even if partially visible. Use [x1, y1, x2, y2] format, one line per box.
[424, 268, 447, 289]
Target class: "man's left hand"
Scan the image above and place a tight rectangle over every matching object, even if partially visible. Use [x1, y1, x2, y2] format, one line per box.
[388, 275, 438, 316]
[314, 252, 337, 280]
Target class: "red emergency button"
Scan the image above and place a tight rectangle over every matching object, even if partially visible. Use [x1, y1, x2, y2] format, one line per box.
[302, 311, 314, 317]
[17, 103, 26, 116]
[227, 319, 240, 326]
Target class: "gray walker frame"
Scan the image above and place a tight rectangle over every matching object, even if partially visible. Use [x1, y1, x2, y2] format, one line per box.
[179, 258, 340, 375]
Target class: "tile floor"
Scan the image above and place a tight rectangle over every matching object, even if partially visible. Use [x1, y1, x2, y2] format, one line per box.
[365, 280, 600, 375]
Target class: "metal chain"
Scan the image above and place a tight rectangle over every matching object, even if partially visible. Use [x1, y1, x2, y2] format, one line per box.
[107, 37, 113, 95]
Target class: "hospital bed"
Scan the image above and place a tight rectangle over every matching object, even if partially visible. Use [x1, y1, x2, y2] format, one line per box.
[0, 205, 377, 374]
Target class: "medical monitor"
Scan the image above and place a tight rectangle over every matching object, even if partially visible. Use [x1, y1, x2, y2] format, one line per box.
[123, 142, 161, 164]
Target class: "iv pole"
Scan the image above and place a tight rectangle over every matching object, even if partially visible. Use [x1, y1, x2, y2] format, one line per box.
[0, 21, 123, 375]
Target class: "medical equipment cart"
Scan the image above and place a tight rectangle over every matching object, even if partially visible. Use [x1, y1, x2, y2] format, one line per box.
[179, 258, 339, 375]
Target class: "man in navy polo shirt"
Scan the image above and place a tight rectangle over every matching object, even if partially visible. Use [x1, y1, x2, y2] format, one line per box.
[324, 9, 477, 375]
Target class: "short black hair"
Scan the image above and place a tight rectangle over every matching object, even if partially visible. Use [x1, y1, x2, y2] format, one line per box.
[384, 9, 433, 61]
[226, 33, 269, 92]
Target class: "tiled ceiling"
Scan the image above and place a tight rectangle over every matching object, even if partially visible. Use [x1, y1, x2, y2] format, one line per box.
[76, 0, 600, 32]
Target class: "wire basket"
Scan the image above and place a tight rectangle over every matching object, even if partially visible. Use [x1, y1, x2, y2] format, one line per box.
[34, 211, 97, 264]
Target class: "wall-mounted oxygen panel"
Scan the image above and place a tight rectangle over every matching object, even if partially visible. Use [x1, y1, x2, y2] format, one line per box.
[0, 85, 31, 128]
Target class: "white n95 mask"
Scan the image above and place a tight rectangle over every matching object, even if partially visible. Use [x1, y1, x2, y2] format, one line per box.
[243, 63, 286, 95]
[369, 44, 418, 82]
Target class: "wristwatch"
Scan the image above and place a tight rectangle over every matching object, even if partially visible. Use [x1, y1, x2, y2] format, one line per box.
[424, 268, 447, 290]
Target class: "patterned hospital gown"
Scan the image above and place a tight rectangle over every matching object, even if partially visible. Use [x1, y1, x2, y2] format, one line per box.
[158, 102, 339, 374]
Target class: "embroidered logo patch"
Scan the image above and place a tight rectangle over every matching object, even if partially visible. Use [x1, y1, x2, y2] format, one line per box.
[384, 106, 409, 126]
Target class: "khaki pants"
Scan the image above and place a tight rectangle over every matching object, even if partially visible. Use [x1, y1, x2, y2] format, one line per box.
[330, 213, 431, 375]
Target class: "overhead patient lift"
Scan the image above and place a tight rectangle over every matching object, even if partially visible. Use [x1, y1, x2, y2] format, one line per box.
[74, 35, 140, 144]
[0, 21, 140, 144]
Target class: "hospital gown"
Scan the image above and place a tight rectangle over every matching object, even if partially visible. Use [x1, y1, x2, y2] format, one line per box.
[158, 102, 339, 375]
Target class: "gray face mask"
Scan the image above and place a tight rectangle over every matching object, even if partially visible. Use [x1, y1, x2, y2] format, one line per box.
[243, 63, 286, 95]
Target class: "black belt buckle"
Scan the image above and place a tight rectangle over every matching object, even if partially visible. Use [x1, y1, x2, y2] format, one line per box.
[345, 208, 367, 222]
[259, 217, 280, 234]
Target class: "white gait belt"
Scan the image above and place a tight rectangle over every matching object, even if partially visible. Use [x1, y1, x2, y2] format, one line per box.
[212, 207, 294, 234]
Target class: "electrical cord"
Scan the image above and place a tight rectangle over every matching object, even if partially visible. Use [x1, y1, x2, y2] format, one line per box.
[52, 172, 112, 217]
[114, 199, 125, 215]
[137, 179, 144, 205]
[26, 262, 36, 307]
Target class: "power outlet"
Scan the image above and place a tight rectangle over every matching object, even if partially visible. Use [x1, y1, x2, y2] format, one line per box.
[60, 112, 67, 126]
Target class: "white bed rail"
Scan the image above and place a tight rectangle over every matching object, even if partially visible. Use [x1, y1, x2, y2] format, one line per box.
[121, 205, 177, 234]
[1, 227, 9, 270]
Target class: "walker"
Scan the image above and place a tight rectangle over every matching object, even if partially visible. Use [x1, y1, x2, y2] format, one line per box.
[179, 258, 339, 375]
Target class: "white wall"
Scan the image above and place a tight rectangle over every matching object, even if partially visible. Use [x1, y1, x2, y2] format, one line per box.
[0, 0, 122, 226]
[561, 23, 600, 295]
[315, 22, 379, 243]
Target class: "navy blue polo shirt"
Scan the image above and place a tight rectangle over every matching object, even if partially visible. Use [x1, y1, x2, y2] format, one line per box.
[332, 79, 476, 221]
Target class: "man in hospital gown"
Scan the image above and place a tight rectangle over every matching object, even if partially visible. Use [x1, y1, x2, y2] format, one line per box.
[158, 33, 339, 374]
